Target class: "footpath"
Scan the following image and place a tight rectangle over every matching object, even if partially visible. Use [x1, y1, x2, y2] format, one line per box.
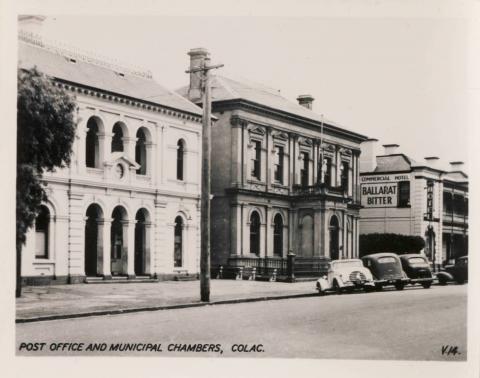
[16, 279, 316, 323]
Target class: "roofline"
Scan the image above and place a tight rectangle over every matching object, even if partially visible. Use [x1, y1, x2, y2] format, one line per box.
[212, 98, 368, 143]
[51, 76, 206, 121]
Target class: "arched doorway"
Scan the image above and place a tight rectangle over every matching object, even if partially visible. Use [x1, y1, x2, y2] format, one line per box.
[174, 216, 184, 267]
[135, 208, 150, 275]
[249, 211, 261, 255]
[35, 205, 50, 259]
[273, 214, 283, 257]
[135, 128, 147, 175]
[85, 204, 103, 277]
[111, 206, 128, 275]
[299, 214, 314, 257]
[329, 215, 340, 260]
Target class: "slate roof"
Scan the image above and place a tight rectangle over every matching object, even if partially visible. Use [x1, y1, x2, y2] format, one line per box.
[178, 74, 366, 138]
[18, 39, 203, 116]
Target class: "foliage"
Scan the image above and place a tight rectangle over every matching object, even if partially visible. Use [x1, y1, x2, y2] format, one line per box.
[359, 233, 426, 258]
[17, 67, 77, 246]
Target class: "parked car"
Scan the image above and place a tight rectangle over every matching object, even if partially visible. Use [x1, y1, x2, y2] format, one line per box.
[316, 259, 375, 295]
[399, 254, 433, 289]
[361, 253, 410, 291]
[437, 256, 468, 285]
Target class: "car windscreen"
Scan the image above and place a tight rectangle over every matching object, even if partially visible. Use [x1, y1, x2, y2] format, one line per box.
[332, 261, 362, 269]
[378, 257, 396, 264]
[408, 257, 428, 265]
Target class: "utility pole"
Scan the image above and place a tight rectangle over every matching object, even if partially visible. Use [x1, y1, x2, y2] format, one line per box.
[186, 56, 223, 302]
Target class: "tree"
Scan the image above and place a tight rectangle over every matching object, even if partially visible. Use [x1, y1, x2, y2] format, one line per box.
[16, 67, 77, 297]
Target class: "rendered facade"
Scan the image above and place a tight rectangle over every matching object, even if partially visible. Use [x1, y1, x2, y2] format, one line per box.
[359, 140, 468, 266]
[180, 49, 368, 275]
[19, 18, 204, 284]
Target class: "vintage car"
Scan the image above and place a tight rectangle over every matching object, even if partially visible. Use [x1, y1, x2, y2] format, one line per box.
[316, 259, 375, 295]
[399, 254, 433, 289]
[437, 256, 468, 285]
[361, 253, 410, 291]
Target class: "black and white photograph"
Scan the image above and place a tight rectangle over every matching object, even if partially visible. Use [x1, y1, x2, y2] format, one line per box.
[1, 1, 479, 377]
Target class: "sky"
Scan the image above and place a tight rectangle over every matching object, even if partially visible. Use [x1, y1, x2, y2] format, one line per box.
[31, 15, 470, 170]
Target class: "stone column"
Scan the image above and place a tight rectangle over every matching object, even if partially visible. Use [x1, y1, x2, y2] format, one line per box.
[230, 202, 242, 256]
[76, 122, 87, 175]
[99, 218, 112, 279]
[123, 220, 136, 278]
[313, 140, 318, 184]
[242, 125, 249, 185]
[265, 206, 272, 257]
[313, 208, 321, 257]
[67, 191, 85, 284]
[123, 136, 137, 160]
[98, 131, 111, 171]
[265, 127, 272, 191]
[144, 222, 153, 276]
[146, 142, 155, 179]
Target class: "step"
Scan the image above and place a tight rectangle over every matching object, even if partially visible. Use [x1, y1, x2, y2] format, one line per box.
[85, 276, 159, 284]
[174, 275, 198, 281]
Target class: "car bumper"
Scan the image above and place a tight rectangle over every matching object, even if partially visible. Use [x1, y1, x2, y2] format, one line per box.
[342, 281, 375, 288]
[409, 277, 433, 284]
[375, 278, 409, 286]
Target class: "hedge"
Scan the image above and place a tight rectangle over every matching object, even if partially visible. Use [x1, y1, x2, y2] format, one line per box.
[359, 233, 426, 258]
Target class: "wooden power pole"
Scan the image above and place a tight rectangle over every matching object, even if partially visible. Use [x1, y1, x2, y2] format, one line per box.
[187, 56, 223, 302]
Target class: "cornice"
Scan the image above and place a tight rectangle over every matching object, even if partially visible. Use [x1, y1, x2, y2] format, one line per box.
[215, 99, 368, 144]
[52, 79, 203, 124]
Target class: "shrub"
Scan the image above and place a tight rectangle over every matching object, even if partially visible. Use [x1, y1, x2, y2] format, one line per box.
[359, 233, 426, 258]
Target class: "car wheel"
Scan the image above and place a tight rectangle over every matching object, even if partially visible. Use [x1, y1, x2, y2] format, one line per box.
[395, 283, 405, 291]
[456, 279, 465, 285]
[422, 282, 432, 289]
[333, 280, 342, 295]
[364, 286, 374, 293]
[375, 284, 383, 292]
[437, 277, 448, 286]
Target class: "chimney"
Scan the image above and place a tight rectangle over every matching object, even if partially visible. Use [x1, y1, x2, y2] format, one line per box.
[449, 161, 464, 171]
[297, 95, 314, 110]
[360, 138, 380, 173]
[424, 156, 441, 170]
[383, 144, 399, 155]
[18, 15, 46, 36]
[187, 48, 209, 102]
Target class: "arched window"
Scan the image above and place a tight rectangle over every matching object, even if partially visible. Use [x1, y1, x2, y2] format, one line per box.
[85, 118, 99, 168]
[135, 128, 147, 175]
[174, 216, 183, 267]
[35, 206, 50, 259]
[273, 214, 283, 257]
[177, 140, 185, 180]
[250, 211, 260, 255]
[111, 123, 124, 152]
[329, 215, 339, 260]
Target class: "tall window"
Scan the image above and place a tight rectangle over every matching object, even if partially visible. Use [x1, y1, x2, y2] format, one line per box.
[398, 181, 410, 207]
[177, 140, 185, 180]
[300, 152, 309, 187]
[443, 192, 452, 214]
[273, 214, 283, 257]
[174, 216, 183, 267]
[135, 129, 147, 175]
[249, 211, 260, 255]
[35, 206, 50, 259]
[274, 146, 284, 184]
[340, 161, 349, 190]
[251, 140, 261, 180]
[323, 157, 332, 186]
[85, 118, 99, 168]
[111, 123, 124, 152]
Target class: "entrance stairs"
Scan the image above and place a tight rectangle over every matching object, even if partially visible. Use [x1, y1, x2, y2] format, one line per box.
[85, 276, 159, 284]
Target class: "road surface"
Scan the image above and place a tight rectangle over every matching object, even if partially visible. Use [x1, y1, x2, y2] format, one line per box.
[16, 284, 467, 360]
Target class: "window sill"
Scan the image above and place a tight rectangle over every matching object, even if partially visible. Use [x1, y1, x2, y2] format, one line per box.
[33, 259, 54, 264]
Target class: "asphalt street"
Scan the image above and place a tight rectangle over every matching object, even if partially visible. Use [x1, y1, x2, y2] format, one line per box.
[16, 284, 467, 360]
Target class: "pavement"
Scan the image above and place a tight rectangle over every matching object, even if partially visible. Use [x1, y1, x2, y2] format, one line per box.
[16, 285, 467, 360]
[16, 279, 318, 322]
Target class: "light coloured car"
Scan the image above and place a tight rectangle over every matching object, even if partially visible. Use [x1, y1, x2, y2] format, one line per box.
[316, 259, 375, 295]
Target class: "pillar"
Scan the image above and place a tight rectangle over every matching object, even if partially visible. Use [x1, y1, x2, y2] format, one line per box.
[123, 220, 136, 278]
[99, 218, 112, 279]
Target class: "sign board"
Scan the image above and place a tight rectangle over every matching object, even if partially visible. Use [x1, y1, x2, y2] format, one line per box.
[426, 180, 434, 220]
[360, 174, 410, 208]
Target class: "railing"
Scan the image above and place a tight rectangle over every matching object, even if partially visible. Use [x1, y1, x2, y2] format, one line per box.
[221, 255, 331, 281]
[292, 183, 346, 197]
[294, 257, 331, 277]
[442, 212, 468, 225]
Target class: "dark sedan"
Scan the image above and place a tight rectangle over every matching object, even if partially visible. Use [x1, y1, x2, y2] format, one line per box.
[399, 254, 433, 289]
[362, 253, 410, 291]
[437, 256, 468, 285]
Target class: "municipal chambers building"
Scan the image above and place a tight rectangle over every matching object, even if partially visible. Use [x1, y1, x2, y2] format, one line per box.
[180, 49, 368, 275]
[19, 18, 203, 284]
